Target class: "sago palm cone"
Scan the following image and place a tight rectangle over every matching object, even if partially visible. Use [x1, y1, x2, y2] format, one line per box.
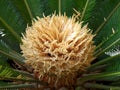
[20, 13, 96, 88]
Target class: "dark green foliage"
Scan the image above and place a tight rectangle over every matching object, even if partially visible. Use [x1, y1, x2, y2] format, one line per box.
[90, 0, 120, 45]
[75, 0, 96, 23]
[0, 0, 26, 51]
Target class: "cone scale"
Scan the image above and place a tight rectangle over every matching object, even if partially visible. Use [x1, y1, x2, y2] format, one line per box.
[20, 14, 95, 88]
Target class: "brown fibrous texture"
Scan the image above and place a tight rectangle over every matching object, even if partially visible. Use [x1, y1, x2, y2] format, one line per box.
[20, 14, 96, 88]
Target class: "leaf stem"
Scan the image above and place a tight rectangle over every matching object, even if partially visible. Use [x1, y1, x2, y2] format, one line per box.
[13, 69, 34, 78]
[0, 50, 24, 65]
[84, 83, 120, 89]
[0, 76, 48, 86]
[80, 0, 89, 21]
[58, 0, 61, 15]
[88, 54, 120, 69]
[24, 0, 33, 20]
[0, 84, 36, 89]
[77, 71, 120, 84]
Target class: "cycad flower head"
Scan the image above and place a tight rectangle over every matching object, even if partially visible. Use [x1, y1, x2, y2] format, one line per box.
[20, 13, 95, 87]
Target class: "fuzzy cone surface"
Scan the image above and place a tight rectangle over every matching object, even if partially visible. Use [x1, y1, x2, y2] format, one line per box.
[20, 14, 95, 87]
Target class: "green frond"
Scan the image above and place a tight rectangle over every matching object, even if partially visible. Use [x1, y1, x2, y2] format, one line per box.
[0, 65, 28, 80]
[0, 0, 26, 50]
[77, 71, 120, 84]
[95, 29, 120, 57]
[92, 1, 120, 45]
[0, 83, 35, 89]
[89, 0, 120, 31]
[93, 28, 120, 81]
[10, 0, 53, 21]
[89, 54, 120, 70]
[0, 40, 25, 65]
[80, 0, 96, 23]
[0, 65, 47, 88]
[94, 2, 120, 34]
[84, 83, 120, 90]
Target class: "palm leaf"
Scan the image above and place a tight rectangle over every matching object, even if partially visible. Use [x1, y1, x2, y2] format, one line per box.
[0, 65, 47, 88]
[11, 0, 43, 19]
[0, 40, 24, 65]
[78, 71, 120, 83]
[48, 0, 76, 16]
[0, 83, 35, 89]
[79, 0, 96, 23]
[89, 0, 120, 31]
[89, 54, 120, 70]
[93, 1, 120, 45]
[0, 65, 30, 78]
[0, 0, 26, 50]
[91, 1, 120, 82]
[83, 83, 120, 90]
[0, 65, 30, 80]
[95, 29, 120, 57]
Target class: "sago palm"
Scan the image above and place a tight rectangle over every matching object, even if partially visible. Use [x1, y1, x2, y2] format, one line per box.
[0, 0, 120, 90]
